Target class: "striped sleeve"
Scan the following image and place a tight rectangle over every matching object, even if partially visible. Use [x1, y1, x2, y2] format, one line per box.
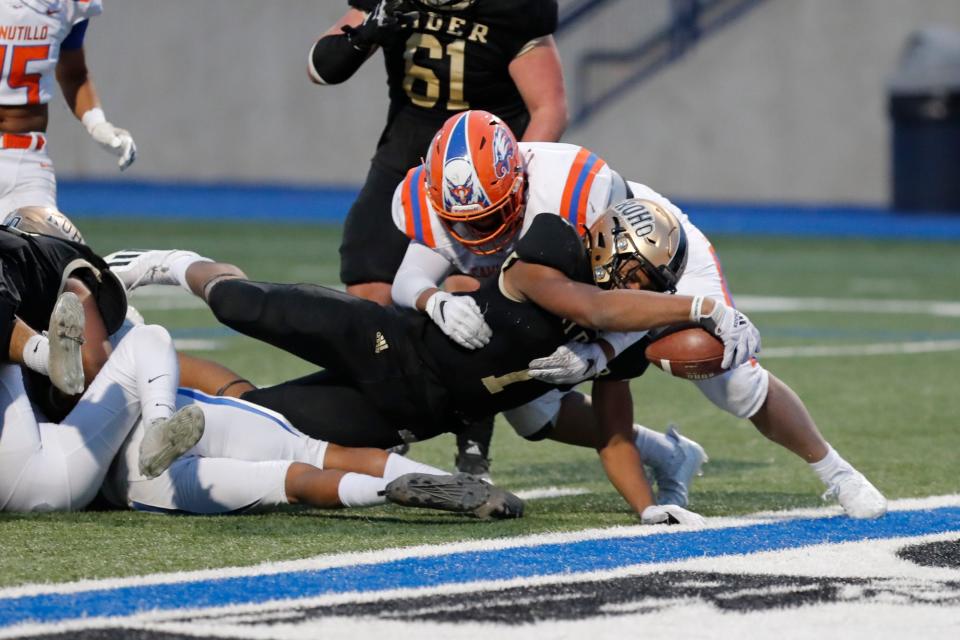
[558, 147, 608, 235]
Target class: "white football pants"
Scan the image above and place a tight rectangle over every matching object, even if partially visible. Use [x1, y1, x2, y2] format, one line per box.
[0, 145, 57, 215]
[0, 324, 179, 512]
[102, 389, 329, 514]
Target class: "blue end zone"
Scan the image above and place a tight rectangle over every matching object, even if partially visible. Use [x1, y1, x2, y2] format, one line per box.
[57, 179, 960, 239]
[2, 506, 959, 628]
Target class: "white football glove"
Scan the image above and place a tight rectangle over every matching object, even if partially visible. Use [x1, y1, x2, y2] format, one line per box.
[692, 297, 761, 369]
[527, 341, 608, 385]
[83, 109, 137, 170]
[640, 504, 706, 527]
[424, 291, 492, 350]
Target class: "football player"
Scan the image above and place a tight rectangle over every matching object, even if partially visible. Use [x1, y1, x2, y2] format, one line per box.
[308, 0, 567, 475]
[388, 110, 887, 519]
[0, 217, 204, 512]
[0, 0, 136, 214]
[105, 205, 760, 525]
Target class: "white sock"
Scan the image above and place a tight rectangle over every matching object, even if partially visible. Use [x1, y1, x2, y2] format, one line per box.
[167, 252, 212, 293]
[809, 446, 854, 486]
[131, 326, 179, 424]
[22, 334, 49, 375]
[337, 472, 388, 508]
[633, 424, 676, 469]
[383, 453, 448, 480]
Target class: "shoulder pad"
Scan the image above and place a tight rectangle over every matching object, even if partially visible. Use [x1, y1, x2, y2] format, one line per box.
[559, 147, 609, 233]
[398, 166, 437, 248]
[514, 214, 590, 282]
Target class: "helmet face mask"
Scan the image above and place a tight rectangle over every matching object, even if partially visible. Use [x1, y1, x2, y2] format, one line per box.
[425, 110, 527, 255]
[585, 198, 688, 292]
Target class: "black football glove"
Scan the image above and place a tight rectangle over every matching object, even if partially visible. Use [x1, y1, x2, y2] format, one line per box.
[342, 0, 416, 50]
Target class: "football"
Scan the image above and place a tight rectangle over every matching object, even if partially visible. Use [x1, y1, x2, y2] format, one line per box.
[645, 326, 725, 380]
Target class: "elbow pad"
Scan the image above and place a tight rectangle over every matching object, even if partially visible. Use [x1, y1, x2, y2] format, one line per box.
[308, 34, 370, 85]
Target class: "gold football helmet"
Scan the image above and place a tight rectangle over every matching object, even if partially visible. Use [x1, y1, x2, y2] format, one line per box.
[585, 198, 687, 292]
[2, 206, 85, 244]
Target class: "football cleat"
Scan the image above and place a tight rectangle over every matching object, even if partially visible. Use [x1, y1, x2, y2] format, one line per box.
[104, 249, 200, 291]
[653, 426, 708, 508]
[381, 473, 523, 519]
[47, 292, 86, 396]
[822, 470, 887, 519]
[138, 405, 205, 479]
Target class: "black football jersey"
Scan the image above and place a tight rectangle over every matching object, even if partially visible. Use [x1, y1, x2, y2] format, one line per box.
[349, 0, 557, 120]
[413, 214, 596, 418]
[0, 227, 127, 339]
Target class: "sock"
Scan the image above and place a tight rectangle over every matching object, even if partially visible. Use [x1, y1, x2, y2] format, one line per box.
[809, 446, 854, 486]
[337, 472, 388, 508]
[131, 326, 179, 424]
[633, 424, 676, 470]
[383, 453, 447, 480]
[22, 334, 50, 375]
[167, 252, 212, 293]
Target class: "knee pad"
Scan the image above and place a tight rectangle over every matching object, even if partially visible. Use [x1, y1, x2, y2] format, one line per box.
[692, 360, 769, 419]
[503, 389, 563, 439]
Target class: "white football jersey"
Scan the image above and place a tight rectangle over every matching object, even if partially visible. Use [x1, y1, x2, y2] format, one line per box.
[0, 0, 101, 106]
[393, 142, 631, 277]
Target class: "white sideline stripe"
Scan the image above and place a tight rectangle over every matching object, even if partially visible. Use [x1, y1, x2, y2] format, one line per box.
[514, 486, 591, 500]
[2, 494, 958, 601]
[736, 295, 960, 317]
[760, 339, 960, 359]
[171, 339, 222, 351]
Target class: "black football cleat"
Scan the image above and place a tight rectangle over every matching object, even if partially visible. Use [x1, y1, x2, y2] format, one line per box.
[381, 473, 523, 520]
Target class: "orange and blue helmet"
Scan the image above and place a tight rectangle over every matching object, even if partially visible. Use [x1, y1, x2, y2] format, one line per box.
[425, 110, 527, 255]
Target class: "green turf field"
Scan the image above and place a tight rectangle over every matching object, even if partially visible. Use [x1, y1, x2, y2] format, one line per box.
[1, 217, 958, 587]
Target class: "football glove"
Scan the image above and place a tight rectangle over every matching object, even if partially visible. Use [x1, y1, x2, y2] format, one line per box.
[692, 297, 761, 369]
[527, 341, 608, 385]
[640, 504, 706, 527]
[342, 0, 415, 49]
[425, 291, 492, 350]
[83, 108, 137, 170]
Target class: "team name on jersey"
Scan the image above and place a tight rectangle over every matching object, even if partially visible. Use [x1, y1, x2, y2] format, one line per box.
[409, 11, 489, 43]
[0, 24, 48, 41]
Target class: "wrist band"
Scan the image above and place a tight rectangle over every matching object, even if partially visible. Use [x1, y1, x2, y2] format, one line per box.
[689, 296, 704, 322]
[81, 107, 106, 133]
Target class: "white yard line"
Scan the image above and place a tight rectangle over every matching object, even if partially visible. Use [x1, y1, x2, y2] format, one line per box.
[760, 339, 960, 359]
[736, 295, 960, 317]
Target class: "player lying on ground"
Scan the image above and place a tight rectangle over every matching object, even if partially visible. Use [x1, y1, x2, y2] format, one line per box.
[389, 109, 887, 519]
[107, 204, 762, 526]
[1, 209, 519, 519]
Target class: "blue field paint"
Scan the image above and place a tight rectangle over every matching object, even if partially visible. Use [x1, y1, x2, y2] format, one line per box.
[56, 179, 960, 239]
[2, 507, 959, 628]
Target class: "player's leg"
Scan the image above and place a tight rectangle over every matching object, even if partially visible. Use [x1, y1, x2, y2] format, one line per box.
[0, 144, 57, 215]
[502, 389, 706, 507]
[677, 220, 886, 518]
[339, 162, 410, 306]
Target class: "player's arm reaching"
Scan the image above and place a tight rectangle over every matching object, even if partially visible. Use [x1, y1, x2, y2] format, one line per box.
[56, 21, 136, 170]
[509, 36, 567, 142]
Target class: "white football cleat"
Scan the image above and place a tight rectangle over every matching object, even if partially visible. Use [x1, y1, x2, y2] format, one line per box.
[48, 292, 85, 395]
[823, 470, 887, 519]
[138, 405, 205, 479]
[104, 249, 199, 292]
[654, 426, 708, 508]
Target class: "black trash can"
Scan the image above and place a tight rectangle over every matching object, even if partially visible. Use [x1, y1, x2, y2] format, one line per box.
[888, 27, 960, 212]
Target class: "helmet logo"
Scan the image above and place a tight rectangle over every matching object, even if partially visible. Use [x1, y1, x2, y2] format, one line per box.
[443, 157, 486, 209]
[614, 200, 655, 239]
[492, 126, 515, 179]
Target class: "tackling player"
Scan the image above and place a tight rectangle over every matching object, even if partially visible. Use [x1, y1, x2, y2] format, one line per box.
[105, 204, 761, 525]
[388, 110, 887, 519]
[0, 0, 136, 214]
[308, 0, 567, 474]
